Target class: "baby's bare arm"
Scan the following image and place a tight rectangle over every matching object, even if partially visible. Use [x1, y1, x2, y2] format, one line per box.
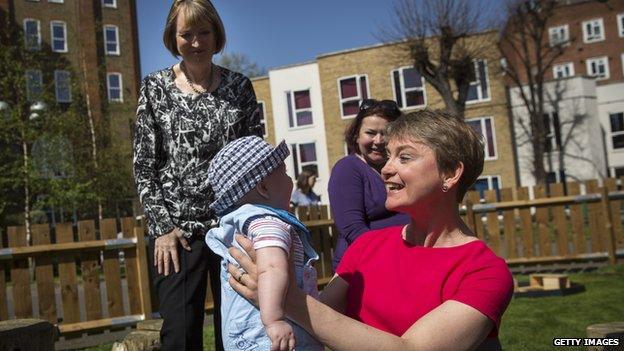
[256, 246, 290, 325]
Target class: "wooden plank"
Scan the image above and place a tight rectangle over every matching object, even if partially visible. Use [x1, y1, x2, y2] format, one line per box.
[534, 185, 552, 257]
[599, 187, 618, 265]
[8, 226, 32, 318]
[550, 183, 569, 257]
[121, 217, 141, 315]
[100, 218, 124, 318]
[500, 188, 517, 259]
[77, 220, 102, 321]
[0, 238, 136, 259]
[517, 187, 534, 257]
[317, 206, 334, 279]
[58, 314, 145, 335]
[134, 226, 152, 318]
[608, 178, 624, 250]
[31, 224, 56, 322]
[0, 229, 8, 320]
[585, 180, 604, 252]
[484, 190, 502, 256]
[464, 191, 478, 233]
[56, 223, 80, 324]
[466, 192, 484, 239]
[567, 182, 586, 254]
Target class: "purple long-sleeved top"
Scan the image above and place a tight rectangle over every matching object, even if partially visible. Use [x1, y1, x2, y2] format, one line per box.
[328, 154, 410, 269]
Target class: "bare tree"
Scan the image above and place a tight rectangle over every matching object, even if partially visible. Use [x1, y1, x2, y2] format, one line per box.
[499, 0, 566, 185]
[382, 0, 494, 119]
[217, 52, 267, 78]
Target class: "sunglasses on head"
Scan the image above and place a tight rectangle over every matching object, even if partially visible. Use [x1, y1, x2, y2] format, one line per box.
[359, 99, 401, 114]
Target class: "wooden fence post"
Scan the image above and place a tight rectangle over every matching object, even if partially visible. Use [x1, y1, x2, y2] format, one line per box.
[465, 199, 476, 233]
[600, 187, 618, 265]
[134, 226, 152, 319]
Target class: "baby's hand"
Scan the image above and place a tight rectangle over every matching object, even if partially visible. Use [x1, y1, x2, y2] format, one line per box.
[265, 320, 295, 351]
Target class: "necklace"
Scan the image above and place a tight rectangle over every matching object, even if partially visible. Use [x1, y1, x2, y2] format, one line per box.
[181, 61, 213, 94]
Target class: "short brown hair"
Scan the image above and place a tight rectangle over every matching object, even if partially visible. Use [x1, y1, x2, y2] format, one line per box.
[387, 109, 485, 202]
[163, 0, 226, 57]
[296, 169, 316, 193]
[344, 101, 402, 154]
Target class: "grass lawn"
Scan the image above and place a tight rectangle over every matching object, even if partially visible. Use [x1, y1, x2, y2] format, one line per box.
[84, 265, 624, 351]
[499, 264, 624, 350]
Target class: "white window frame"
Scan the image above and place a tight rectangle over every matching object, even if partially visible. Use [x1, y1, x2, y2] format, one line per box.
[475, 175, 502, 191]
[466, 59, 491, 104]
[286, 89, 313, 129]
[23, 18, 41, 51]
[106, 72, 123, 102]
[26, 69, 43, 101]
[48, 0, 64, 3]
[102, 0, 117, 8]
[391, 66, 427, 110]
[257, 100, 267, 138]
[582, 18, 605, 43]
[609, 112, 624, 151]
[552, 62, 574, 78]
[617, 13, 624, 38]
[337, 74, 369, 119]
[466, 116, 498, 161]
[291, 142, 318, 178]
[50, 20, 67, 53]
[586, 56, 610, 81]
[103, 25, 120, 55]
[54, 70, 71, 103]
[548, 25, 570, 47]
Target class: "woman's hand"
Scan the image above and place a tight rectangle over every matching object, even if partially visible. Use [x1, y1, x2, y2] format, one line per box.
[154, 227, 191, 275]
[227, 234, 259, 304]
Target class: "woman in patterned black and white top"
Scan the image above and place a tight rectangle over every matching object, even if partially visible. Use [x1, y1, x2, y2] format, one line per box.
[132, 1, 261, 350]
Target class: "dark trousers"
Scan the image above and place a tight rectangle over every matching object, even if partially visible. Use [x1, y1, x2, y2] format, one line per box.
[150, 236, 223, 351]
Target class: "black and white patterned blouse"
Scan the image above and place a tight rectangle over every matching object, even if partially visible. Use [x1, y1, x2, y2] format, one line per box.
[133, 65, 262, 238]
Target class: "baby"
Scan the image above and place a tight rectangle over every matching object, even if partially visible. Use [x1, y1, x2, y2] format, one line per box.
[206, 136, 322, 351]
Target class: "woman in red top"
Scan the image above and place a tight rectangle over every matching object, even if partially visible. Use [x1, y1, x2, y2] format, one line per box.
[229, 109, 514, 351]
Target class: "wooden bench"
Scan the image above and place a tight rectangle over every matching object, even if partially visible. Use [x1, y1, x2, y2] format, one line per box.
[529, 273, 570, 290]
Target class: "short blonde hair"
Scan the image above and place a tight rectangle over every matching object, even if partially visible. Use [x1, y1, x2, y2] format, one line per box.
[163, 0, 226, 57]
[387, 109, 485, 202]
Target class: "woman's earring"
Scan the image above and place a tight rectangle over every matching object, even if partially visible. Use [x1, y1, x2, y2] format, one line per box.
[441, 184, 449, 193]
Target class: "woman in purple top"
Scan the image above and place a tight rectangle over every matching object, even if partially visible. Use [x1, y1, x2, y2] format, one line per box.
[328, 99, 409, 269]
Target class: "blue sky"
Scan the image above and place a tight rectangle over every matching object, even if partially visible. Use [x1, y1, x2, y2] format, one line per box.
[136, 0, 505, 78]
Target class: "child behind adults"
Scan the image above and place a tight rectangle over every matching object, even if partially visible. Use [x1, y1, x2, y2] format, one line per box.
[206, 136, 322, 351]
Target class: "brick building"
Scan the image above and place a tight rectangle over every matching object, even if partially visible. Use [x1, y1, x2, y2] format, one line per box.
[504, 0, 624, 185]
[0, 0, 141, 158]
[317, 31, 519, 194]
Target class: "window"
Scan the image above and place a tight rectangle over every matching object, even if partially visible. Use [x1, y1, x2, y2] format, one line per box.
[54, 70, 71, 103]
[552, 62, 574, 78]
[338, 75, 368, 118]
[549, 25, 569, 46]
[466, 59, 490, 103]
[612, 166, 624, 178]
[617, 13, 624, 37]
[582, 18, 605, 43]
[586, 56, 609, 80]
[391, 67, 426, 109]
[107, 73, 123, 102]
[609, 112, 624, 150]
[286, 89, 313, 128]
[257, 101, 267, 137]
[23, 19, 40, 51]
[26, 70, 43, 101]
[50, 21, 67, 53]
[547, 170, 566, 185]
[466, 117, 497, 160]
[103, 25, 120, 55]
[470, 175, 501, 200]
[291, 142, 317, 178]
[102, 0, 117, 8]
[543, 112, 562, 152]
[48, 0, 64, 3]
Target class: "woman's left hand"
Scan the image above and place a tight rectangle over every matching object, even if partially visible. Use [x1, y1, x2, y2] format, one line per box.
[227, 234, 259, 304]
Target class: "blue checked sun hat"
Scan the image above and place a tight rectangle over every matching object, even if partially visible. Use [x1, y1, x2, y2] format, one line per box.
[209, 136, 290, 216]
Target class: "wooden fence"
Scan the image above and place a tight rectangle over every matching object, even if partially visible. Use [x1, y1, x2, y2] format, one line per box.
[1, 179, 623, 338]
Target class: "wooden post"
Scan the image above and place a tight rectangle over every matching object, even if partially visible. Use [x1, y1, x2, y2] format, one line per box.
[600, 187, 618, 265]
[465, 198, 476, 234]
[0, 319, 56, 351]
[134, 226, 152, 319]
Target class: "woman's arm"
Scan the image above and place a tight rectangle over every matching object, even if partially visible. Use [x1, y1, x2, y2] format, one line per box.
[328, 160, 371, 244]
[133, 81, 175, 237]
[318, 274, 348, 314]
[229, 235, 496, 351]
